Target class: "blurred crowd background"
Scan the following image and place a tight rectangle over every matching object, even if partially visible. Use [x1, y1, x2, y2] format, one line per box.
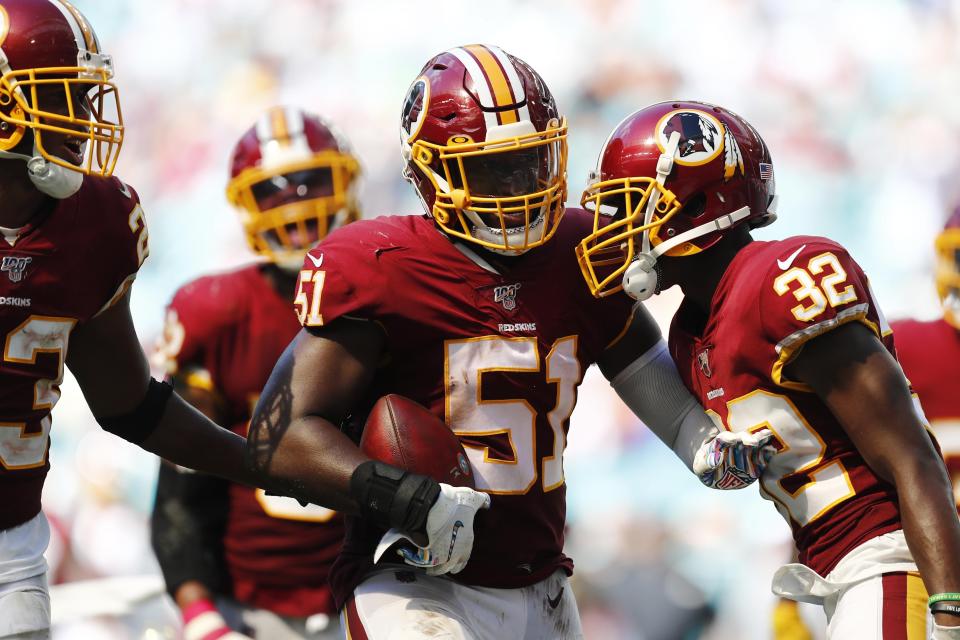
[42, 0, 960, 637]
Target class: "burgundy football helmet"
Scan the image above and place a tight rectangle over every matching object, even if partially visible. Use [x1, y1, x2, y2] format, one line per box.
[225, 107, 360, 269]
[576, 101, 778, 299]
[0, 0, 123, 196]
[936, 207, 960, 329]
[400, 44, 567, 254]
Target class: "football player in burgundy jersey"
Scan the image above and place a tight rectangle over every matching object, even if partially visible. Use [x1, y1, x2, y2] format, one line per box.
[576, 100, 960, 639]
[245, 46, 774, 639]
[150, 108, 357, 640]
[0, 3, 353, 637]
[892, 209, 960, 509]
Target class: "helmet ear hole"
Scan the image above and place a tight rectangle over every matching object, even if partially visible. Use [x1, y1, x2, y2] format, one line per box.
[679, 192, 706, 219]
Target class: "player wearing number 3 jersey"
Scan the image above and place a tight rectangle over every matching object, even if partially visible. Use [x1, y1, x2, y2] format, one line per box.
[245, 46, 772, 640]
[0, 3, 354, 637]
[576, 100, 960, 639]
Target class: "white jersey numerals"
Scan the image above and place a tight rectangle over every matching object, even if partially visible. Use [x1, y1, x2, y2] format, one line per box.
[1, 316, 76, 469]
[444, 335, 580, 495]
[709, 390, 855, 527]
[127, 204, 150, 267]
[254, 488, 337, 523]
[774, 251, 858, 322]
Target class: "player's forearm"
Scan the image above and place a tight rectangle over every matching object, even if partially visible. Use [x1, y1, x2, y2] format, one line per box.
[141, 393, 255, 486]
[895, 458, 960, 598]
[246, 412, 369, 513]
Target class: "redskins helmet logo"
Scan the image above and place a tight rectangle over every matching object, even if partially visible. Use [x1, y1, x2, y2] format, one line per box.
[656, 109, 725, 166]
[400, 76, 429, 144]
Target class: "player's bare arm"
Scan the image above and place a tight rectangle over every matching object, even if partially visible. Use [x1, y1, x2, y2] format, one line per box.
[246, 320, 384, 512]
[65, 290, 253, 485]
[787, 321, 960, 626]
[248, 318, 490, 574]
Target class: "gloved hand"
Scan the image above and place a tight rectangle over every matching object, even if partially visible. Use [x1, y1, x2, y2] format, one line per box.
[693, 428, 777, 490]
[374, 483, 490, 575]
[182, 599, 253, 640]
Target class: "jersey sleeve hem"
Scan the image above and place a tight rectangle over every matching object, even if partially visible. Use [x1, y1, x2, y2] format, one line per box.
[770, 302, 881, 391]
[92, 273, 137, 318]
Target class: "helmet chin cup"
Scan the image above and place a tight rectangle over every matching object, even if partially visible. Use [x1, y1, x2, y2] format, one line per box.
[26, 156, 83, 199]
[450, 189, 469, 210]
[622, 253, 658, 301]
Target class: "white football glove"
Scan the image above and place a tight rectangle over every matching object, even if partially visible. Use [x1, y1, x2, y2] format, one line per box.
[374, 483, 490, 575]
[693, 428, 777, 490]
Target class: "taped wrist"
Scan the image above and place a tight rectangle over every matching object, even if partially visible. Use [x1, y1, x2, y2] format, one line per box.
[96, 378, 173, 445]
[349, 460, 440, 534]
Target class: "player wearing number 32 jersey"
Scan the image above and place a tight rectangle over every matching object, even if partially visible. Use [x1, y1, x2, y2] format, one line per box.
[576, 101, 960, 639]
[246, 46, 773, 640]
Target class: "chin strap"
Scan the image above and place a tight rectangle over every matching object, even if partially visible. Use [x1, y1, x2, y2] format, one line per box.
[623, 206, 753, 301]
[0, 146, 83, 199]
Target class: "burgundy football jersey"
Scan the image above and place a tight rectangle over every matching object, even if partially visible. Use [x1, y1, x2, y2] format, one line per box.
[159, 265, 344, 616]
[294, 210, 635, 608]
[0, 176, 146, 531]
[670, 236, 907, 577]
[892, 317, 960, 507]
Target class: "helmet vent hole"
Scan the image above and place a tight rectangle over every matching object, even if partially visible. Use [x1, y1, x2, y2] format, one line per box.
[680, 192, 707, 219]
[432, 63, 448, 71]
[438, 112, 457, 122]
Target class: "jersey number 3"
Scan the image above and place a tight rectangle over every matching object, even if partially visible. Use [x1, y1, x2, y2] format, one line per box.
[1, 316, 75, 469]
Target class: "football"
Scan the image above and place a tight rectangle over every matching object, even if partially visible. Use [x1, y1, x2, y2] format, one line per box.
[359, 394, 475, 488]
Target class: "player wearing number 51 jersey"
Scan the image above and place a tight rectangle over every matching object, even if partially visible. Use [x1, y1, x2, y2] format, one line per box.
[576, 101, 960, 639]
[245, 46, 772, 640]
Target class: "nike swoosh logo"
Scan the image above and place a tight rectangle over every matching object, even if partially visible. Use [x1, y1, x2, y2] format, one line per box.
[547, 587, 564, 609]
[777, 244, 806, 271]
[307, 253, 324, 268]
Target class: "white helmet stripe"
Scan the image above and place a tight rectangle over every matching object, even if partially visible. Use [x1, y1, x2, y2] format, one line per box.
[255, 111, 272, 144]
[49, 0, 88, 54]
[284, 107, 305, 138]
[487, 46, 530, 123]
[447, 47, 499, 131]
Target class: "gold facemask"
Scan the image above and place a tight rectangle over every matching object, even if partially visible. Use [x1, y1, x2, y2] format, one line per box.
[412, 118, 568, 253]
[0, 60, 123, 176]
[226, 151, 360, 265]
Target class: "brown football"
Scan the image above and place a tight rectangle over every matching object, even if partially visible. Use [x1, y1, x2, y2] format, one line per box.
[359, 394, 475, 488]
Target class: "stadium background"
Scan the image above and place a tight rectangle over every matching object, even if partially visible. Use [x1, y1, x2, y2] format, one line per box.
[42, 0, 957, 637]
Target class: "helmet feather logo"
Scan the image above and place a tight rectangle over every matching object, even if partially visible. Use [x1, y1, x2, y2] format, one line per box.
[656, 109, 725, 166]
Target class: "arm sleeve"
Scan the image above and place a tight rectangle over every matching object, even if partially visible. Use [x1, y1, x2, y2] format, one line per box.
[610, 340, 719, 471]
[760, 242, 886, 390]
[150, 462, 230, 597]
